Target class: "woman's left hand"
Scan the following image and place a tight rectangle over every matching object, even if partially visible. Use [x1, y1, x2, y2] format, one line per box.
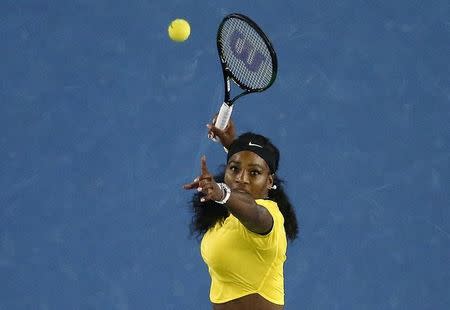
[183, 156, 224, 202]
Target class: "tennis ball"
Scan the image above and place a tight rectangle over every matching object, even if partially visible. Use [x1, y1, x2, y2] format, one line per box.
[168, 19, 191, 42]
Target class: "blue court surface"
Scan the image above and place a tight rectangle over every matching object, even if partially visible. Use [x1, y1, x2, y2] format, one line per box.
[1, 1, 449, 309]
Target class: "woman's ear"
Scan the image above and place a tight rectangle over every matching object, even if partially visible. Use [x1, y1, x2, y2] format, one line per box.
[267, 174, 274, 190]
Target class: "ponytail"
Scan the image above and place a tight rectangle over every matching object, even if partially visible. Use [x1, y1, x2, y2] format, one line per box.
[188, 172, 228, 240]
[269, 176, 299, 241]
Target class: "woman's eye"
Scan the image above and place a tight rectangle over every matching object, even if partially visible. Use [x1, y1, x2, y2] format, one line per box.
[251, 170, 261, 176]
[229, 166, 238, 172]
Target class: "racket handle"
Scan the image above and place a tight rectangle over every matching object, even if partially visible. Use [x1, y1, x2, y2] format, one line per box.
[210, 102, 233, 142]
[215, 102, 233, 130]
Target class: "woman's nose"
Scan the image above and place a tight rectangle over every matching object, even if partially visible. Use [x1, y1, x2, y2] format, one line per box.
[236, 170, 249, 183]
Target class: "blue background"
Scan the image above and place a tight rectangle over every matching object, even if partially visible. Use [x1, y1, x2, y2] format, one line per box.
[1, 0, 449, 309]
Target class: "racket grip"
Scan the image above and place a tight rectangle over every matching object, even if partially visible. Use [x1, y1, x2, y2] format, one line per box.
[210, 102, 233, 142]
[215, 102, 233, 130]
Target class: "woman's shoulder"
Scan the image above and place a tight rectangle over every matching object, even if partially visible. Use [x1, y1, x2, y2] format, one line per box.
[255, 198, 278, 209]
[255, 199, 283, 220]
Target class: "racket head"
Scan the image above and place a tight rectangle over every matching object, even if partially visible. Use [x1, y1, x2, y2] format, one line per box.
[217, 13, 278, 93]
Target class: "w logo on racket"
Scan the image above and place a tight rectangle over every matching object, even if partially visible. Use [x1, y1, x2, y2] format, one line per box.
[229, 30, 266, 72]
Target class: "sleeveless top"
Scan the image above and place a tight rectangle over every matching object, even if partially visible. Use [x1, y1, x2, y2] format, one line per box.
[201, 199, 287, 305]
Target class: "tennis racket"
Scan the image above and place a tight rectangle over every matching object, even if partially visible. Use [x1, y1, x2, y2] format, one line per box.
[210, 13, 278, 140]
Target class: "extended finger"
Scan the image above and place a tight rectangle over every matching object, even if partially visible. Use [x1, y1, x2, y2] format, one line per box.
[200, 155, 210, 175]
[182, 177, 199, 190]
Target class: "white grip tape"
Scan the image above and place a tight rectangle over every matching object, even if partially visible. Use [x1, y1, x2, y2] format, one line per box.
[215, 102, 233, 130]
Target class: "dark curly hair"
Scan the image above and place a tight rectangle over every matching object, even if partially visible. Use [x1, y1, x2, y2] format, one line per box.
[188, 133, 299, 242]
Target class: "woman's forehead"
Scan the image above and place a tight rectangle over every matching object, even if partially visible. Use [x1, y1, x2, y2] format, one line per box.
[228, 151, 269, 169]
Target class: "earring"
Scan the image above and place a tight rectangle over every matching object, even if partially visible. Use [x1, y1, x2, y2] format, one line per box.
[270, 184, 277, 190]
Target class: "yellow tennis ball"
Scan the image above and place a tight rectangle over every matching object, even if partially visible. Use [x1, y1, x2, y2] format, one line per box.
[168, 19, 191, 42]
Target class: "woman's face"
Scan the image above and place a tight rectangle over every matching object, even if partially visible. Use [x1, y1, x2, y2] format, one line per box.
[225, 151, 273, 199]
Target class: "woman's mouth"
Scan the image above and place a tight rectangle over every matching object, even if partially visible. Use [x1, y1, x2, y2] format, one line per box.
[233, 187, 250, 194]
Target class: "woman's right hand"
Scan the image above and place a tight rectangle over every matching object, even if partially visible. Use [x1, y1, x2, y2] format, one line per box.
[207, 116, 236, 150]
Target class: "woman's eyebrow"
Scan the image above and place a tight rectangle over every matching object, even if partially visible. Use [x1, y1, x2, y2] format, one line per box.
[248, 164, 264, 169]
[228, 161, 264, 169]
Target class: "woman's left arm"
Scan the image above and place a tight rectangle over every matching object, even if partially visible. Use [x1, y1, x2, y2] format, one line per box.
[183, 156, 273, 234]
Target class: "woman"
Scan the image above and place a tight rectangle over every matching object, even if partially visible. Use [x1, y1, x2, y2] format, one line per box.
[184, 120, 298, 309]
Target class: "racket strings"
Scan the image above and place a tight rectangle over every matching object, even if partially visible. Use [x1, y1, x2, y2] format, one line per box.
[219, 18, 275, 90]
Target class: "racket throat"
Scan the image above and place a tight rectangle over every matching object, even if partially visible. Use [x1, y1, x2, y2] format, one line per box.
[223, 78, 231, 103]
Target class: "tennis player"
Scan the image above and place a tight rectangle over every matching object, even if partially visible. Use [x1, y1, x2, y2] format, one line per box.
[184, 119, 299, 309]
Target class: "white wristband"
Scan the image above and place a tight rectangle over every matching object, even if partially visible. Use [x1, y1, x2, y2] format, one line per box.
[215, 183, 231, 204]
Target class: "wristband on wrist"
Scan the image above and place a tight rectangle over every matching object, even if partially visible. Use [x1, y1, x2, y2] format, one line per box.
[215, 183, 231, 204]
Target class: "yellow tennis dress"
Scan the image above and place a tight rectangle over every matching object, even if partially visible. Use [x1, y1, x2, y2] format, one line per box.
[201, 199, 287, 305]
